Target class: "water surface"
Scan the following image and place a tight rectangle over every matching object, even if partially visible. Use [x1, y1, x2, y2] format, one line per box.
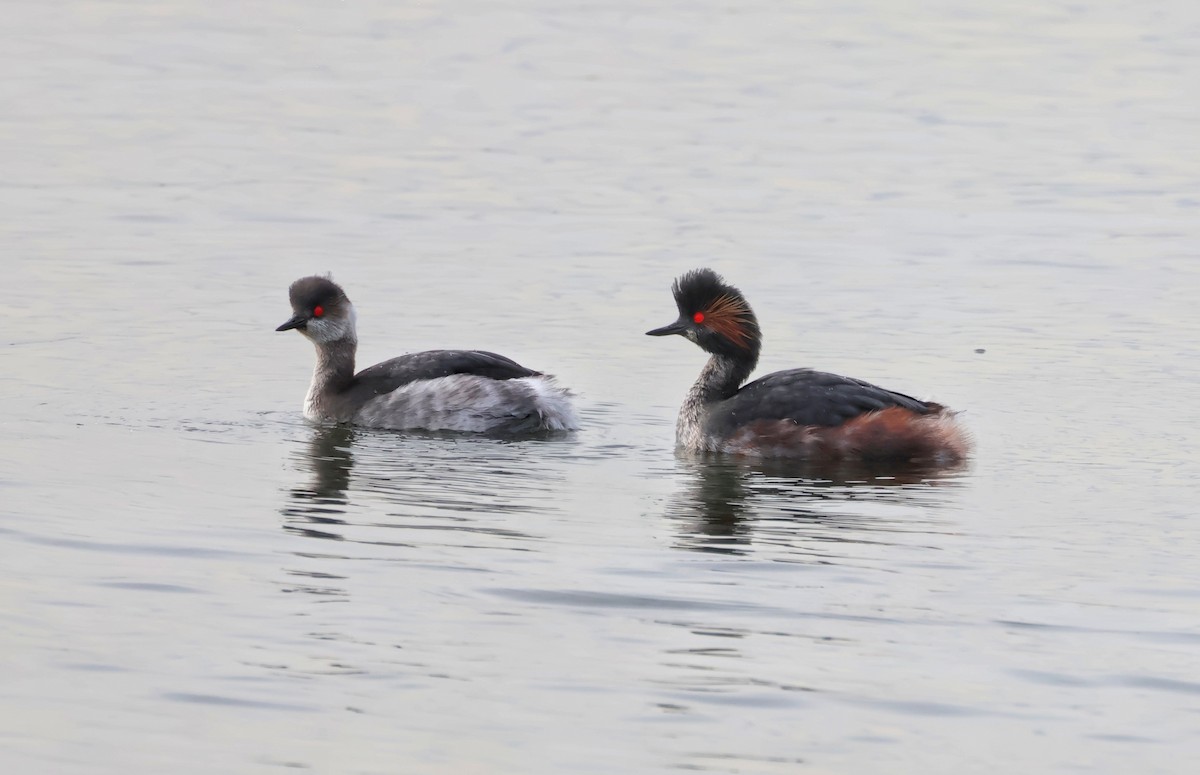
[3, 1, 1199, 773]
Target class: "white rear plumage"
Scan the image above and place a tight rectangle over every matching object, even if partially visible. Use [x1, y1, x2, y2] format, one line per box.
[349, 374, 579, 433]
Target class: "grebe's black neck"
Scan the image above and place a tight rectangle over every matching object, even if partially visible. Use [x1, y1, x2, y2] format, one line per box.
[692, 347, 758, 403]
[675, 348, 757, 448]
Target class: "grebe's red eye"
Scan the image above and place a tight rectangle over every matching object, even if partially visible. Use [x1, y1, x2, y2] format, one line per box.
[693, 312, 705, 324]
[313, 305, 324, 318]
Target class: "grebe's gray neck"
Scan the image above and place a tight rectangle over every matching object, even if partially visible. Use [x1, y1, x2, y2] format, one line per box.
[305, 334, 357, 419]
[677, 352, 756, 447]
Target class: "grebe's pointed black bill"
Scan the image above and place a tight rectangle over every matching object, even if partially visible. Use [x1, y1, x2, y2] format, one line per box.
[276, 314, 307, 332]
[646, 320, 688, 337]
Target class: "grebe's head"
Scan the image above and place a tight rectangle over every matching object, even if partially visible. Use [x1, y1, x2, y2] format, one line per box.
[276, 275, 356, 344]
[646, 268, 761, 359]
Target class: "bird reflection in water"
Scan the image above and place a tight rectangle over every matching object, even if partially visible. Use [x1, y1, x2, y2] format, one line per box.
[281, 424, 562, 550]
[282, 424, 357, 542]
[665, 454, 966, 557]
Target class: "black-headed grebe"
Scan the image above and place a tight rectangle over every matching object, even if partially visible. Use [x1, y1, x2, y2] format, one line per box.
[276, 276, 579, 433]
[646, 269, 969, 462]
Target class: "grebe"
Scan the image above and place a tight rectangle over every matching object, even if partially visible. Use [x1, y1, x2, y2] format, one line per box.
[646, 269, 969, 462]
[276, 276, 579, 434]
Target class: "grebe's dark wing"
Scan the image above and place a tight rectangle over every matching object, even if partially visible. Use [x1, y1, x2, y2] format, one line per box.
[349, 350, 541, 398]
[707, 368, 936, 431]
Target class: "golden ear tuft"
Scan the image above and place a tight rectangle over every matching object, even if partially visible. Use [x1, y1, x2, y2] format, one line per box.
[701, 293, 755, 347]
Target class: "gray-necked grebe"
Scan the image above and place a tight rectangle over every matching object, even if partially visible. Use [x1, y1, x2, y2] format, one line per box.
[646, 268, 969, 462]
[276, 276, 579, 434]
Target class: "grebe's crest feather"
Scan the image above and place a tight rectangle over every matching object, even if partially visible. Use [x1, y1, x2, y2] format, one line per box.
[288, 274, 348, 313]
[672, 268, 761, 354]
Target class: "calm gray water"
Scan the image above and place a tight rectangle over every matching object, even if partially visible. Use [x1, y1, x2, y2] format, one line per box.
[3, 1, 1199, 773]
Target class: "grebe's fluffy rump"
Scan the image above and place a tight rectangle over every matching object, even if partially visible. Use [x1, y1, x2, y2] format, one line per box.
[721, 406, 969, 462]
[350, 374, 579, 434]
